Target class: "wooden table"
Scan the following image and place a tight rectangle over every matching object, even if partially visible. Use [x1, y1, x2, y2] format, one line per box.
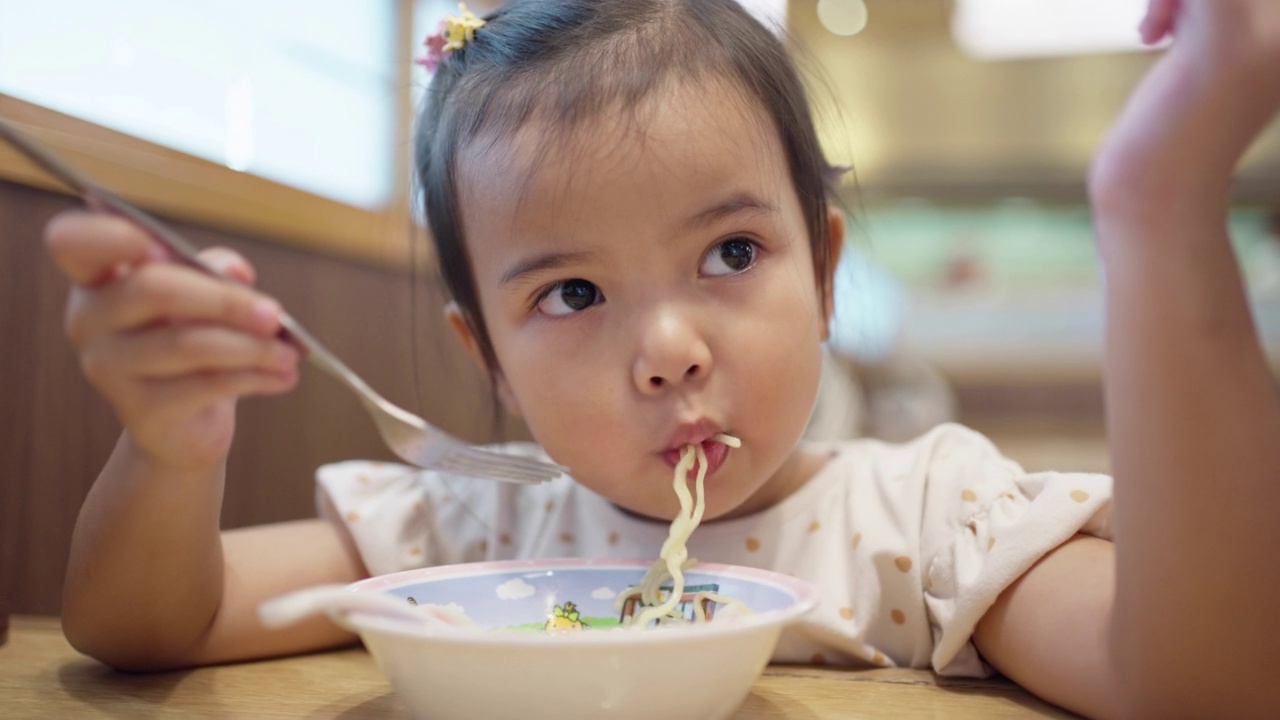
[0, 616, 1079, 719]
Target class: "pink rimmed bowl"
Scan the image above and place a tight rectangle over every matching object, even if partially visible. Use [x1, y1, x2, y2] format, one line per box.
[335, 558, 818, 720]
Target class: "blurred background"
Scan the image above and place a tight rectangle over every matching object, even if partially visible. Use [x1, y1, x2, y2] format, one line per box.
[2, 0, 1278, 616]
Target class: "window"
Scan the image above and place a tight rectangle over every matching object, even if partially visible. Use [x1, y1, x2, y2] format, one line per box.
[0, 0, 400, 209]
[951, 0, 1165, 60]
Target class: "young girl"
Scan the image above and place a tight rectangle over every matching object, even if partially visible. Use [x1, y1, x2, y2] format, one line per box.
[45, 0, 1280, 717]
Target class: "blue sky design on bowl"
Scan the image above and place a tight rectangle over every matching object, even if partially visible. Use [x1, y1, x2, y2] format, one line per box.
[378, 566, 797, 630]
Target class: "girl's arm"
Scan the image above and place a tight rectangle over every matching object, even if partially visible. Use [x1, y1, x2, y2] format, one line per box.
[977, 2, 1280, 718]
[62, 437, 366, 670]
[1092, 4, 1280, 711]
[48, 212, 365, 670]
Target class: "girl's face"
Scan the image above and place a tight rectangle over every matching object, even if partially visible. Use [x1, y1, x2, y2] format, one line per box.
[452, 79, 840, 522]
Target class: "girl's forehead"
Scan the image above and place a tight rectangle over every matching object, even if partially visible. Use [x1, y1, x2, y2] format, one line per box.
[456, 79, 791, 237]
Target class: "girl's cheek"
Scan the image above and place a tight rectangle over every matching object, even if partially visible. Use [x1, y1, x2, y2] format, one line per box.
[518, 363, 606, 428]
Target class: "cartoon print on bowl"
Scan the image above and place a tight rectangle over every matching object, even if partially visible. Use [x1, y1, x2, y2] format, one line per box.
[377, 565, 797, 635]
[544, 601, 587, 634]
[618, 584, 721, 625]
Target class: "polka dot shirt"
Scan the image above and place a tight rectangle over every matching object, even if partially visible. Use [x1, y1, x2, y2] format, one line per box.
[317, 423, 1112, 677]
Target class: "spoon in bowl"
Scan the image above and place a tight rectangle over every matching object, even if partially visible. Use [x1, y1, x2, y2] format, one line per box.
[259, 584, 477, 633]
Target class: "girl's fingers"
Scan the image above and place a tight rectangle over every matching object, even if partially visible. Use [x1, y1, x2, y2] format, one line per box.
[198, 247, 258, 286]
[110, 369, 295, 457]
[45, 210, 260, 287]
[81, 326, 299, 386]
[44, 211, 163, 287]
[66, 263, 282, 348]
[136, 369, 299, 422]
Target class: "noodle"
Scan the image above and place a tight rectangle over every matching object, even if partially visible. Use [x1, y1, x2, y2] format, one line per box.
[619, 433, 751, 627]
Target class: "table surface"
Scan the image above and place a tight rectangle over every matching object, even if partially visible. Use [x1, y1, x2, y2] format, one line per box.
[0, 616, 1080, 719]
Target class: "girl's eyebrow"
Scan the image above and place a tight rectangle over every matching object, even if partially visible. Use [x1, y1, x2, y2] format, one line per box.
[498, 194, 772, 288]
[500, 250, 596, 286]
[683, 193, 777, 231]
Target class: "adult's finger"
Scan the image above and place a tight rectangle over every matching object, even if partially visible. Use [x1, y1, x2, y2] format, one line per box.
[1139, 0, 1180, 44]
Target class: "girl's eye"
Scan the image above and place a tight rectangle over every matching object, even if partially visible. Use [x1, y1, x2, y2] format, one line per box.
[701, 238, 758, 277]
[536, 278, 603, 316]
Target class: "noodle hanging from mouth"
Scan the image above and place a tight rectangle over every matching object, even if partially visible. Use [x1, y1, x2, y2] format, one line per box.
[619, 433, 750, 627]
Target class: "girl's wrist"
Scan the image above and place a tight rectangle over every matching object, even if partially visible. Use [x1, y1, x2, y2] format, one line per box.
[120, 432, 229, 487]
[1088, 171, 1230, 249]
[1087, 47, 1265, 229]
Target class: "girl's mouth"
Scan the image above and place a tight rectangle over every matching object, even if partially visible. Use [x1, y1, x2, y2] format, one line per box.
[661, 440, 731, 477]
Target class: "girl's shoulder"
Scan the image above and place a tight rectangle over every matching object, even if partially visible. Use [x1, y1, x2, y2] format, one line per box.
[816, 422, 1016, 479]
[808, 422, 1111, 527]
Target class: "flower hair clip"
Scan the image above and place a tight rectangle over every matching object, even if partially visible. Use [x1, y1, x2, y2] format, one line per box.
[415, 3, 487, 72]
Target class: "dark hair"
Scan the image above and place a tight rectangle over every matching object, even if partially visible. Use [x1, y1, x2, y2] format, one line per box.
[415, 0, 840, 378]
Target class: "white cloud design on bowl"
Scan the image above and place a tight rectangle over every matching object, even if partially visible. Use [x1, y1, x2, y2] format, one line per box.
[495, 578, 535, 600]
[590, 587, 616, 600]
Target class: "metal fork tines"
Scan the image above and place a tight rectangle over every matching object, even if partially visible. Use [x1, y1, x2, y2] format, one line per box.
[0, 116, 565, 485]
[436, 447, 565, 484]
[281, 315, 564, 485]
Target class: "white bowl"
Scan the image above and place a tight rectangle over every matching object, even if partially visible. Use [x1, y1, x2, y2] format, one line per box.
[337, 558, 818, 720]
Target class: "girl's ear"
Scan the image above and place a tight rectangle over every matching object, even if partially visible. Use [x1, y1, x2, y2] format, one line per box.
[821, 207, 846, 340]
[444, 301, 486, 370]
[444, 302, 523, 417]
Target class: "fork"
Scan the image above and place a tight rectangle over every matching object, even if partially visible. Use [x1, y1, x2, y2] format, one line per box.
[0, 117, 564, 485]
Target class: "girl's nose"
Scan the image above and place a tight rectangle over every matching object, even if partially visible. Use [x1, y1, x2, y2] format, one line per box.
[632, 309, 713, 394]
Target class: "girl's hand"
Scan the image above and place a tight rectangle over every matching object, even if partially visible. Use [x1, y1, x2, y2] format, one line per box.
[1090, 0, 1280, 222]
[45, 210, 299, 471]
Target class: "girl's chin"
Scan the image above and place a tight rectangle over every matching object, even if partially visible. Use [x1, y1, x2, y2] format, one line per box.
[609, 492, 736, 525]
[583, 454, 754, 522]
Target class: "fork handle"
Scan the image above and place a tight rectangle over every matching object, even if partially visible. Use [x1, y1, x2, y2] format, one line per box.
[276, 312, 390, 405]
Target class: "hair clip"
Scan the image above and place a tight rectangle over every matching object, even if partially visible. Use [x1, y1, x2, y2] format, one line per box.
[415, 3, 487, 72]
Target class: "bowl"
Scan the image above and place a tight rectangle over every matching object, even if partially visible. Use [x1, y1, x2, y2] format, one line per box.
[336, 558, 818, 720]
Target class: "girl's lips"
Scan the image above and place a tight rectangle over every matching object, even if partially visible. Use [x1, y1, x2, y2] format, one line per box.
[662, 440, 731, 477]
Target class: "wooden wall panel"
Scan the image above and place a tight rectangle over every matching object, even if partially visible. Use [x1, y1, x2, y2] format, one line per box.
[0, 180, 512, 616]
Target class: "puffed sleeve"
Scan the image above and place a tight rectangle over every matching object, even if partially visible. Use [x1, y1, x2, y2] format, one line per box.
[916, 425, 1114, 677]
[315, 460, 443, 577]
